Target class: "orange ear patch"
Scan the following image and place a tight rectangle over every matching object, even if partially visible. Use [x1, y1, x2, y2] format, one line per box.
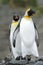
[24, 16, 30, 19]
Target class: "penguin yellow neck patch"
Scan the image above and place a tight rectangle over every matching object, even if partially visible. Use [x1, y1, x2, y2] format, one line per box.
[12, 21, 18, 27]
[24, 16, 30, 19]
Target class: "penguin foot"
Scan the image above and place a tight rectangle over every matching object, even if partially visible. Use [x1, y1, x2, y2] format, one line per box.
[15, 56, 21, 60]
[15, 56, 31, 61]
[27, 57, 31, 61]
[21, 57, 26, 60]
[26, 55, 31, 61]
[15, 56, 26, 60]
[20, 56, 31, 61]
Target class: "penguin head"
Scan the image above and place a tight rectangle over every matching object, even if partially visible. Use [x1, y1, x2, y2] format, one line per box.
[13, 14, 19, 21]
[25, 8, 35, 17]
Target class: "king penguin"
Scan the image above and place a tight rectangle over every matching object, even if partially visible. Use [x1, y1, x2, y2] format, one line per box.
[10, 14, 21, 60]
[20, 8, 39, 59]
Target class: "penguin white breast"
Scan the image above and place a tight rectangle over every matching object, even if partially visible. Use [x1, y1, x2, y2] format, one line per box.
[20, 18, 35, 47]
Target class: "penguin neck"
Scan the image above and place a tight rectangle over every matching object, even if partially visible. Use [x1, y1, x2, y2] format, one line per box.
[24, 16, 31, 19]
[12, 20, 19, 27]
[12, 20, 18, 22]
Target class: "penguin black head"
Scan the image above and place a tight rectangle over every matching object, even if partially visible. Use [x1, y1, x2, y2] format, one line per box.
[26, 8, 35, 16]
[13, 14, 19, 21]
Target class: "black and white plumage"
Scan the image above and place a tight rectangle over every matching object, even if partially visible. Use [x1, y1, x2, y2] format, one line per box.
[10, 15, 21, 59]
[34, 23, 39, 47]
[20, 8, 39, 58]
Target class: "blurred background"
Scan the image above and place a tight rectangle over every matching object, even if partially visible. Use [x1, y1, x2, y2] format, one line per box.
[0, 0, 43, 59]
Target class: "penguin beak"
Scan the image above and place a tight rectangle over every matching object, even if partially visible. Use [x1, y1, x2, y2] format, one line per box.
[27, 9, 35, 16]
[31, 9, 35, 14]
[31, 9, 35, 16]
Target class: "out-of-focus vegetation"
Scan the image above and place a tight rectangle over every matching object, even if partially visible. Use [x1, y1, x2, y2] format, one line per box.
[0, 0, 37, 6]
[0, 0, 43, 14]
[0, 0, 9, 4]
[13, 0, 37, 7]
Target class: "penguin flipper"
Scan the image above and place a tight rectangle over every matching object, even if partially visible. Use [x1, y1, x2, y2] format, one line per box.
[13, 39, 16, 47]
[13, 22, 20, 47]
[34, 23, 39, 47]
